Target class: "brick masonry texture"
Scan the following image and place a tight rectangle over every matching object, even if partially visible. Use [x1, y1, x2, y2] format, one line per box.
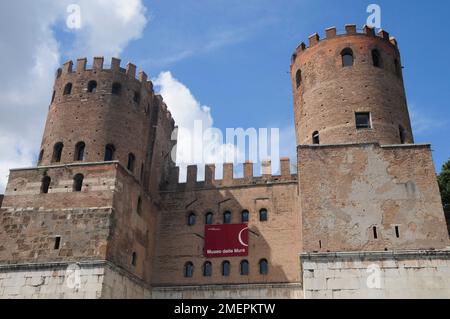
[0, 25, 449, 299]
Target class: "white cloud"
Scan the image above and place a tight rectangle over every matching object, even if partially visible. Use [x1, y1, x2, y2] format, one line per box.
[0, 0, 148, 192]
[409, 104, 446, 136]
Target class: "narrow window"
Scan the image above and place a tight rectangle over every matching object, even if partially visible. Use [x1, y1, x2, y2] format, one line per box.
[395, 226, 400, 238]
[240, 260, 249, 276]
[41, 176, 51, 194]
[223, 211, 232, 224]
[131, 252, 137, 266]
[133, 91, 141, 104]
[73, 174, 84, 192]
[104, 144, 115, 161]
[63, 83, 72, 95]
[241, 210, 249, 223]
[259, 209, 268, 222]
[341, 48, 354, 67]
[87, 80, 97, 93]
[51, 91, 56, 104]
[394, 59, 401, 77]
[203, 262, 212, 277]
[355, 112, 371, 129]
[312, 131, 320, 145]
[373, 226, 378, 239]
[38, 149, 44, 162]
[137, 197, 142, 215]
[52, 142, 64, 163]
[127, 153, 136, 172]
[187, 213, 196, 226]
[184, 262, 194, 278]
[222, 261, 230, 277]
[295, 69, 302, 88]
[205, 213, 213, 225]
[54, 236, 61, 250]
[112, 82, 122, 95]
[259, 259, 269, 275]
[319, 240, 322, 249]
[74, 142, 85, 161]
[399, 125, 406, 144]
[372, 49, 381, 68]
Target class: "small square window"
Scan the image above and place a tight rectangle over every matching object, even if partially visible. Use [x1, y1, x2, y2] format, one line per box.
[355, 112, 371, 129]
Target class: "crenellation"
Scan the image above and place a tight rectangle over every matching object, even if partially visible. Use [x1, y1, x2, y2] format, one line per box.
[126, 62, 137, 78]
[345, 24, 357, 35]
[93, 57, 104, 70]
[308, 33, 320, 47]
[325, 27, 337, 39]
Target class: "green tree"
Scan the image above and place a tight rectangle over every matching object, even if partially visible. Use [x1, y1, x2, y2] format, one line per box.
[438, 158, 450, 212]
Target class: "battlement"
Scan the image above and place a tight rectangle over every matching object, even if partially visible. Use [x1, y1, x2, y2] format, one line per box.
[292, 24, 398, 63]
[162, 158, 297, 192]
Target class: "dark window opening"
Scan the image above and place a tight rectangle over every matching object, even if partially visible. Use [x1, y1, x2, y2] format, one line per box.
[127, 153, 136, 172]
[203, 262, 212, 277]
[240, 260, 249, 276]
[104, 144, 115, 161]
[184, 262, 194, 278]
[133, 91, 141, 104]
[205, 213, 213, 225]
[259, 209, 268, 222]
[223, 211, 232, 224]
[355, 112, 371, 129]
[54, 236, 61, 250]
[399, 125, 406, 144]
[241, 210, 249, 223]
[73, 174, 84, 192]
[295, 69, 302, 88]
[41, 176, 51, 194]
[63, 83, 72, 95]
[319, 240, 322, 249]
[222, 261, 230, 277]
[87, 80, 97, 93]
[341, 48, 354, 67]
[372, 49, 382, 68]
[373, 226, 378, 239]
[312, 131, 320, 145]
[188, 213, 196, 226]
[38, 149, 44, 162]
[259, 259, 269, 275]
[52, 142, 64, 163]
[74, 142, 85, 161]
[131, 252, 137, 266]
[112, 82, 122, 95]
[137, 197, 142, 215]
[395, 226, 400, 238]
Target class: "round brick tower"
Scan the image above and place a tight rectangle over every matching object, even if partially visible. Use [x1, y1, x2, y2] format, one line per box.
[38, 57, 175, 182]
[291, 25, 414, 146]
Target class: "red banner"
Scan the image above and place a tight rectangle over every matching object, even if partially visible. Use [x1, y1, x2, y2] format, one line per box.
[204, 224, 249, 258]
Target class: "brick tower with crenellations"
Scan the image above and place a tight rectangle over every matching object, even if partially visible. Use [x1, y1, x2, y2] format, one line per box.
[0, 25, 449, 299]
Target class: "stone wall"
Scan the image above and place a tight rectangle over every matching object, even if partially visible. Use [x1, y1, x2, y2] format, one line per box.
[301, 250, 450, 299]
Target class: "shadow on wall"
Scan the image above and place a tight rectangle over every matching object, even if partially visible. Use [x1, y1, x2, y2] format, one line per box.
[0, 195, 3, 209]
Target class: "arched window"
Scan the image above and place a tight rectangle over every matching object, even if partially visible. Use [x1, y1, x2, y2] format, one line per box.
[399, 125, 406, 144]
[87, 80, 97, 93]
[295, 69, 302, 88]
[131, 252, 137, 266]
[222, 261, 230, 277]
[341, 48, 354, 67]
[104, 144, 115, 161]
[259, 259, 269, 275]
[127, 153, 136, 172]
[74, 142, 85, 161]
[312, 131, 320, 145]
[63, 83, 72, 95]
[203, 262, 212, 277]
[137, 197, 142, 215]
[205, 212, 213, 225]
[51, 91, 56, 104]
[259, 208, 268, 222]
[38, 149, 44, 163]
[184, 262, 194, 278]
[41, 176, 51, 194]
[372, 49, 381, 68]
[240, 260, 249, 276]
[241, 210, 249, 223]
[188, 213, 196, 226]
[73, 174, 84, 192]
[52, 142, 64, 163]
[223, 211, 232, 224]
[112, 82, 122, 95]
[394, 59, 401, 77]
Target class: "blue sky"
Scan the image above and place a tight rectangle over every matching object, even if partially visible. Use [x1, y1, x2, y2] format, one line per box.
[107, 0, 449, 172]
[0, 0, 449, 191]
